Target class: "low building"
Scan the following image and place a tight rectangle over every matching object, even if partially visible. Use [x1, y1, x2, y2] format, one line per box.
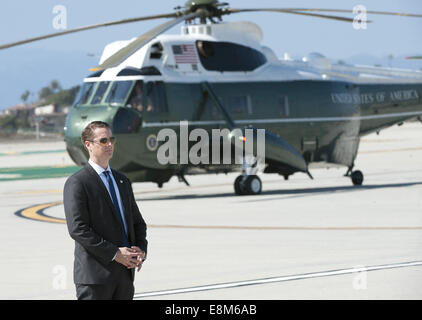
[4, 103, 37, 116]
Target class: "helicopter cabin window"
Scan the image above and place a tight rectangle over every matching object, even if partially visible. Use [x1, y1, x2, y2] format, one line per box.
[91, 81, 110, 104]
[150, 42, 163, 59]
[74, 82, 95, 105]
[278, 95, 290, 117]
[226, 95, 252, 115]
[105, 81, 133, 105]
[127, 81, 144, 112]
[145, 81, 167, 113]
[196, 40, 267, 72]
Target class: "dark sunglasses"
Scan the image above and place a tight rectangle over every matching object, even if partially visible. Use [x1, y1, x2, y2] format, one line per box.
[90, 136, 116, 145]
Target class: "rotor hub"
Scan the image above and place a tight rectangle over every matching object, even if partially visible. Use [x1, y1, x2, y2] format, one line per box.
[184, 0, 219, 11]
[183, 0, 228, 21]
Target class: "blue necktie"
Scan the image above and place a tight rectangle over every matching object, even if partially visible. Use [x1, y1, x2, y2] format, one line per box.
[103, 171, 130, 247]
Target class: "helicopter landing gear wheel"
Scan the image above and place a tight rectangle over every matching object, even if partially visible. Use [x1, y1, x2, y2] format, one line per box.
[246, 175, 262, 195]
[351, 170, 364, 186]
[234, 175, 246, 195]
[234, 175, 262, 195]
[234, 153, 263, 195]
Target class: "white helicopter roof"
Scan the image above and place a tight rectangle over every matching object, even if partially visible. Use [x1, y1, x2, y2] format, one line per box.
[98, 21, 263, 70]
[90, 20, 307, 83]
[88, 21, 422, 84]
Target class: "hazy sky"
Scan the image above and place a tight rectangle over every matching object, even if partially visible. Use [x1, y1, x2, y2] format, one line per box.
[0, 0, 421, 108]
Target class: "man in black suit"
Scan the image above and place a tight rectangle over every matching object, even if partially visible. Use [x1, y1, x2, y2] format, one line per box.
[64, 121, 148, 300]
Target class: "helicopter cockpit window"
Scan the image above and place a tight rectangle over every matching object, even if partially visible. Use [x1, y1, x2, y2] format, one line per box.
[74, 82, 95, 105]
[127, 81, 144, 112]
[91, 81, 110, 104]
[150, 42, 163, 59]
[196, 40, 267, 72]
[145, 81, 167, 113]
[105, 81, 133, 105]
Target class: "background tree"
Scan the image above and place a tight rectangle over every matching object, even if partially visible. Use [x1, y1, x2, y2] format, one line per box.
[20, 90, 30, 103]
[50, 80, 62, 93]
[39, 86, 53, 100]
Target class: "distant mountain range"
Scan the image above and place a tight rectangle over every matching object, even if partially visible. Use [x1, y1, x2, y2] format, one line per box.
[1, 48, 421, 111]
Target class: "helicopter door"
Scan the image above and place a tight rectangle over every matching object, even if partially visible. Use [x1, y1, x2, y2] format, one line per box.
[112, 80, 142, 134]
[124, 79, 168, 127]
[127, 80, 145, 113]
[143, 81, 168, 120]
[301, 136, 318, 162]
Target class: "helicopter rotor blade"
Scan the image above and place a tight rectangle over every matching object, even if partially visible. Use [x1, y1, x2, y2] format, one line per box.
[278, 8, 422, 18]
[90, 12, 200, 71]
[2, 4, 421, 52]
[0, 12, 180, 50]
[226, 8, 358, 23]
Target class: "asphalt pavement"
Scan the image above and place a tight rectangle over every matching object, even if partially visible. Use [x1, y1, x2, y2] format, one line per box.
[0, 123, 421, 299]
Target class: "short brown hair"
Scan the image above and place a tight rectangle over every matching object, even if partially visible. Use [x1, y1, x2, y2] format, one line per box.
[81, 121, 110, 143]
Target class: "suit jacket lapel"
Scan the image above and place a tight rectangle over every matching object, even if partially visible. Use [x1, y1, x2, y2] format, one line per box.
[84, 164, 121, 223]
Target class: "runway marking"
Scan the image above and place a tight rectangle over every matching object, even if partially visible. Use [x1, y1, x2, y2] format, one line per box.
[359, 146, 422, 154]
[147, 224, 422, 231]
[10, 189, 63, 195]
[0, 149, 66, 156]
[14, 201, 422, 231]
[15, 201, 65, 224]
[0, 165, 79, 181]
[133, 260, 422, 299]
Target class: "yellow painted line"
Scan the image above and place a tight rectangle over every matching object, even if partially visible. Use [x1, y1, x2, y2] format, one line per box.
[16, 201, 65, 224]
[10, 189, 63, 195]
[360, 147, 422, 154]
[361, 139, 405, 143]
[14, 201, 422, 231]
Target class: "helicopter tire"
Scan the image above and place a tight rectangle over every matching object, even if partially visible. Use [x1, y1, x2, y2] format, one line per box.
[245, 175, 262, 195]
[351, 170, 364, 186]
[234, 175, 262, 195]
[234, 175, 247, 195]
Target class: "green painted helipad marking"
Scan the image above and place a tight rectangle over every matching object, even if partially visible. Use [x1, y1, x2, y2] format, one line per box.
[0, 149, 66, 156]
[0, 165, 79, 181]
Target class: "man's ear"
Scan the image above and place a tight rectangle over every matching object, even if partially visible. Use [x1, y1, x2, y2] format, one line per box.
[84, 140, 90, 151]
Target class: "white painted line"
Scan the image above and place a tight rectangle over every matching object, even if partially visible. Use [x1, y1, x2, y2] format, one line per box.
[133, 260, 422, 299]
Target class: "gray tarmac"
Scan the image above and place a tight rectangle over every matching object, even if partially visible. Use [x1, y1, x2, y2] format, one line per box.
[0, 123, 421, 300]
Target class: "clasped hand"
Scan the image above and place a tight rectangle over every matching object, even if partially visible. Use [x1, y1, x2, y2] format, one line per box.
[115, 246, 145, 271]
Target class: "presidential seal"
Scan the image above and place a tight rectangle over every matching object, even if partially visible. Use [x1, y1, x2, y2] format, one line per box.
[146, 134, 158, 151]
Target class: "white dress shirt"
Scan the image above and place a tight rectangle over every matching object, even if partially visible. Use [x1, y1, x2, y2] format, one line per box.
[88, 159, 128, 234]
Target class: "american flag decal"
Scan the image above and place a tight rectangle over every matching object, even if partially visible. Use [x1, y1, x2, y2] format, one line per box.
[172, 44, 198, 64]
